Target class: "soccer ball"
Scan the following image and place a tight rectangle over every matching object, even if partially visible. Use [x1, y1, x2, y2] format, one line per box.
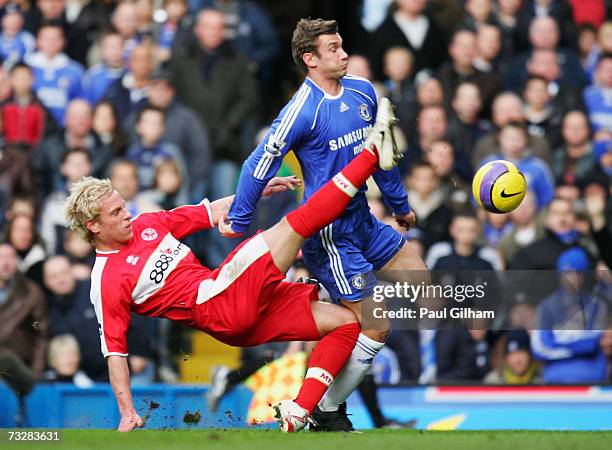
[472, 160, 526, 214]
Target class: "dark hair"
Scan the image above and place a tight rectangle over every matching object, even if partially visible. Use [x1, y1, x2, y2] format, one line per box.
[597, 52, 612, 66]
[578, 23, 597, 35]
[408, 160, 435, 176]
[37, 20, 64, 36]
[61, 147, 91, 164]
[523, 75, 549, 92]
[291, 18, 339, 73]
[136, 105, 166, 124]
[452, 209, 479, 222]
[499, 120, 528, 136]
[9, 62, 31, 75]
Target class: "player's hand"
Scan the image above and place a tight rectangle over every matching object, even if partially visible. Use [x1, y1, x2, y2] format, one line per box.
[394, 211, 416, 230]
[118, 411, 144, 432]
[262, 176, 302, 197]
[218, 211, 244, 238]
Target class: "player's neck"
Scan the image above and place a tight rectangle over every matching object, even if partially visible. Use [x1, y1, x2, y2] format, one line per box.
[95, 238, 127, 253]
[307, 72, 342, 97]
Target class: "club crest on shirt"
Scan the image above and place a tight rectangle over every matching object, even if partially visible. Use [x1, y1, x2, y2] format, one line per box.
[351, 273, 367, 290]
[141, 228, 158, 241]
[358, 103, 372, 122]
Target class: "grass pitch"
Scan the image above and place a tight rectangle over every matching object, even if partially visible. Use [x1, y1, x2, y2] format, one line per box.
[3, 429, 611, 450]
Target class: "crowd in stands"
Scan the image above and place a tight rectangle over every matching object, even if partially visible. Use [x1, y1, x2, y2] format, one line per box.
[0, 0, 611, 396]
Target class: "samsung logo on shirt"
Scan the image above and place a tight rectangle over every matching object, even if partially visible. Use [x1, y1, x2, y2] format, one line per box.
[328, 125, 372, 152]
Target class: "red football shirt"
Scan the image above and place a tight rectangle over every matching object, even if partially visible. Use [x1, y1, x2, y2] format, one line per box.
[90, 201, 214, 357]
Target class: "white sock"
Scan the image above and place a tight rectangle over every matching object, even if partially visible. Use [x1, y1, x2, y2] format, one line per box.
[318, 333, 384, 412]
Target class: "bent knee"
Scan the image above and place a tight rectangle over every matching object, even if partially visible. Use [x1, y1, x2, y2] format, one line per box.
[361, 319, 390, 343]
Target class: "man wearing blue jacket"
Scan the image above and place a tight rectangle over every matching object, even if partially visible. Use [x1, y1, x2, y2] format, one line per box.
[226, 18, 428, 431]
[531, 248, 608, 383]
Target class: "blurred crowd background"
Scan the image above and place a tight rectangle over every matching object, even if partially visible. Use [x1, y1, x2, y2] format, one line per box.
[0, 0, 611, 397]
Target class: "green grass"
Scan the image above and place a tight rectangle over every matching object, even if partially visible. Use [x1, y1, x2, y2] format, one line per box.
[2, 429, 612, 450]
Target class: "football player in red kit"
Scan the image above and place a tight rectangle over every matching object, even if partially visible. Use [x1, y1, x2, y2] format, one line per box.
[64, 99, 401, 433]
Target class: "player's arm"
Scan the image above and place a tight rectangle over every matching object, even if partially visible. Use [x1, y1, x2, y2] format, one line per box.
[92, 278, 137, 431]
[227, 89, 310, 235]
[107, 355, 143, 432]
[372, 167, 414, 229]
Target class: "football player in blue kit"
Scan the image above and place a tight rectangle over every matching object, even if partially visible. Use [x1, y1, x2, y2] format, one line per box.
[225, 18, 428, 431]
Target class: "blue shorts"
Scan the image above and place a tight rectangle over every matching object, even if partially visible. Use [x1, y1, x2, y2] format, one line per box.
[301, 211, 405, 302]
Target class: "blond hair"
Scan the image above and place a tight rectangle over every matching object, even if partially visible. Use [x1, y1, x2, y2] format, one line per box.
[64, 177, 114, 244]
[48, 334, 80, 366]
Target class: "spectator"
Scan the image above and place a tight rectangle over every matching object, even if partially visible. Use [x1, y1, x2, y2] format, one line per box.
[24, 0, 103, 65]
[156, 0, 190, 63]
[506, 16, 588, 90]
[124, 70, 211, 200]
[126, 105, 189, 198]
[397, 73, 444, 137]
[369, 0, 447, 79]
[578, 23, 600, 81]
[584, 178, 612, 270]
[437, 28, 502, 118]
[91, 100, 127, 157]
[140, 159, 188, 210]
[479, 122, 555, 209]
[515, 0, 578, 51]
[522, 75, 564, 149]
[43, 255, 107, 381]
[480, 210, 514, 249]
[447, 81, 493, 162]
[403, 161, 453, 250]
[426, 210, 502, 270]
[531, 247, 608, 383]
[32, 99, 112, 197]
[472, 92, 551, 168]
[474, 23, 504, 74]
[498, 191, 545, 265]
[423, 140, 471, 211]
[108, 159, 160, 216]
[1, 62, 56, 151]
[584, 53, 612, 133]
[0, 3, 35, 69]
[0, 243, 48, 378]
[552, 110, 596, 188]
[45, 334, 94, 387]
[104, 0, 140, 62]
[387, 319, 479, 383]
[516, 196, 596, 271]
[461, 0, 495, 31]
[169, 8, 258, 199]
[0, 144, 35, 217]
[401, 105, 448, 174]
[104, 43, 154, 122]
[383, 46, 413, 100]
[82, 31, 126, 106]
[40, 147, 92, 255]
[4, 213, 46, 285]
[568, 0, 606, 27]
[493, 0, 522, 59]
[26, 22, 84, 126]
[196, 0, 280, 91]
[525, 49, 585, 121]
[484, 329, 540, 384]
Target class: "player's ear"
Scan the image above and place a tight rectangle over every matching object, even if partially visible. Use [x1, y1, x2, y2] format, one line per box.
[85, 219, 100, 235]
[303, 51, 317, 69]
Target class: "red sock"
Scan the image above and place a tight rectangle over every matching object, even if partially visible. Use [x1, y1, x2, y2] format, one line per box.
[286, 149, 378, 238]
[294, 322, 360, 414]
